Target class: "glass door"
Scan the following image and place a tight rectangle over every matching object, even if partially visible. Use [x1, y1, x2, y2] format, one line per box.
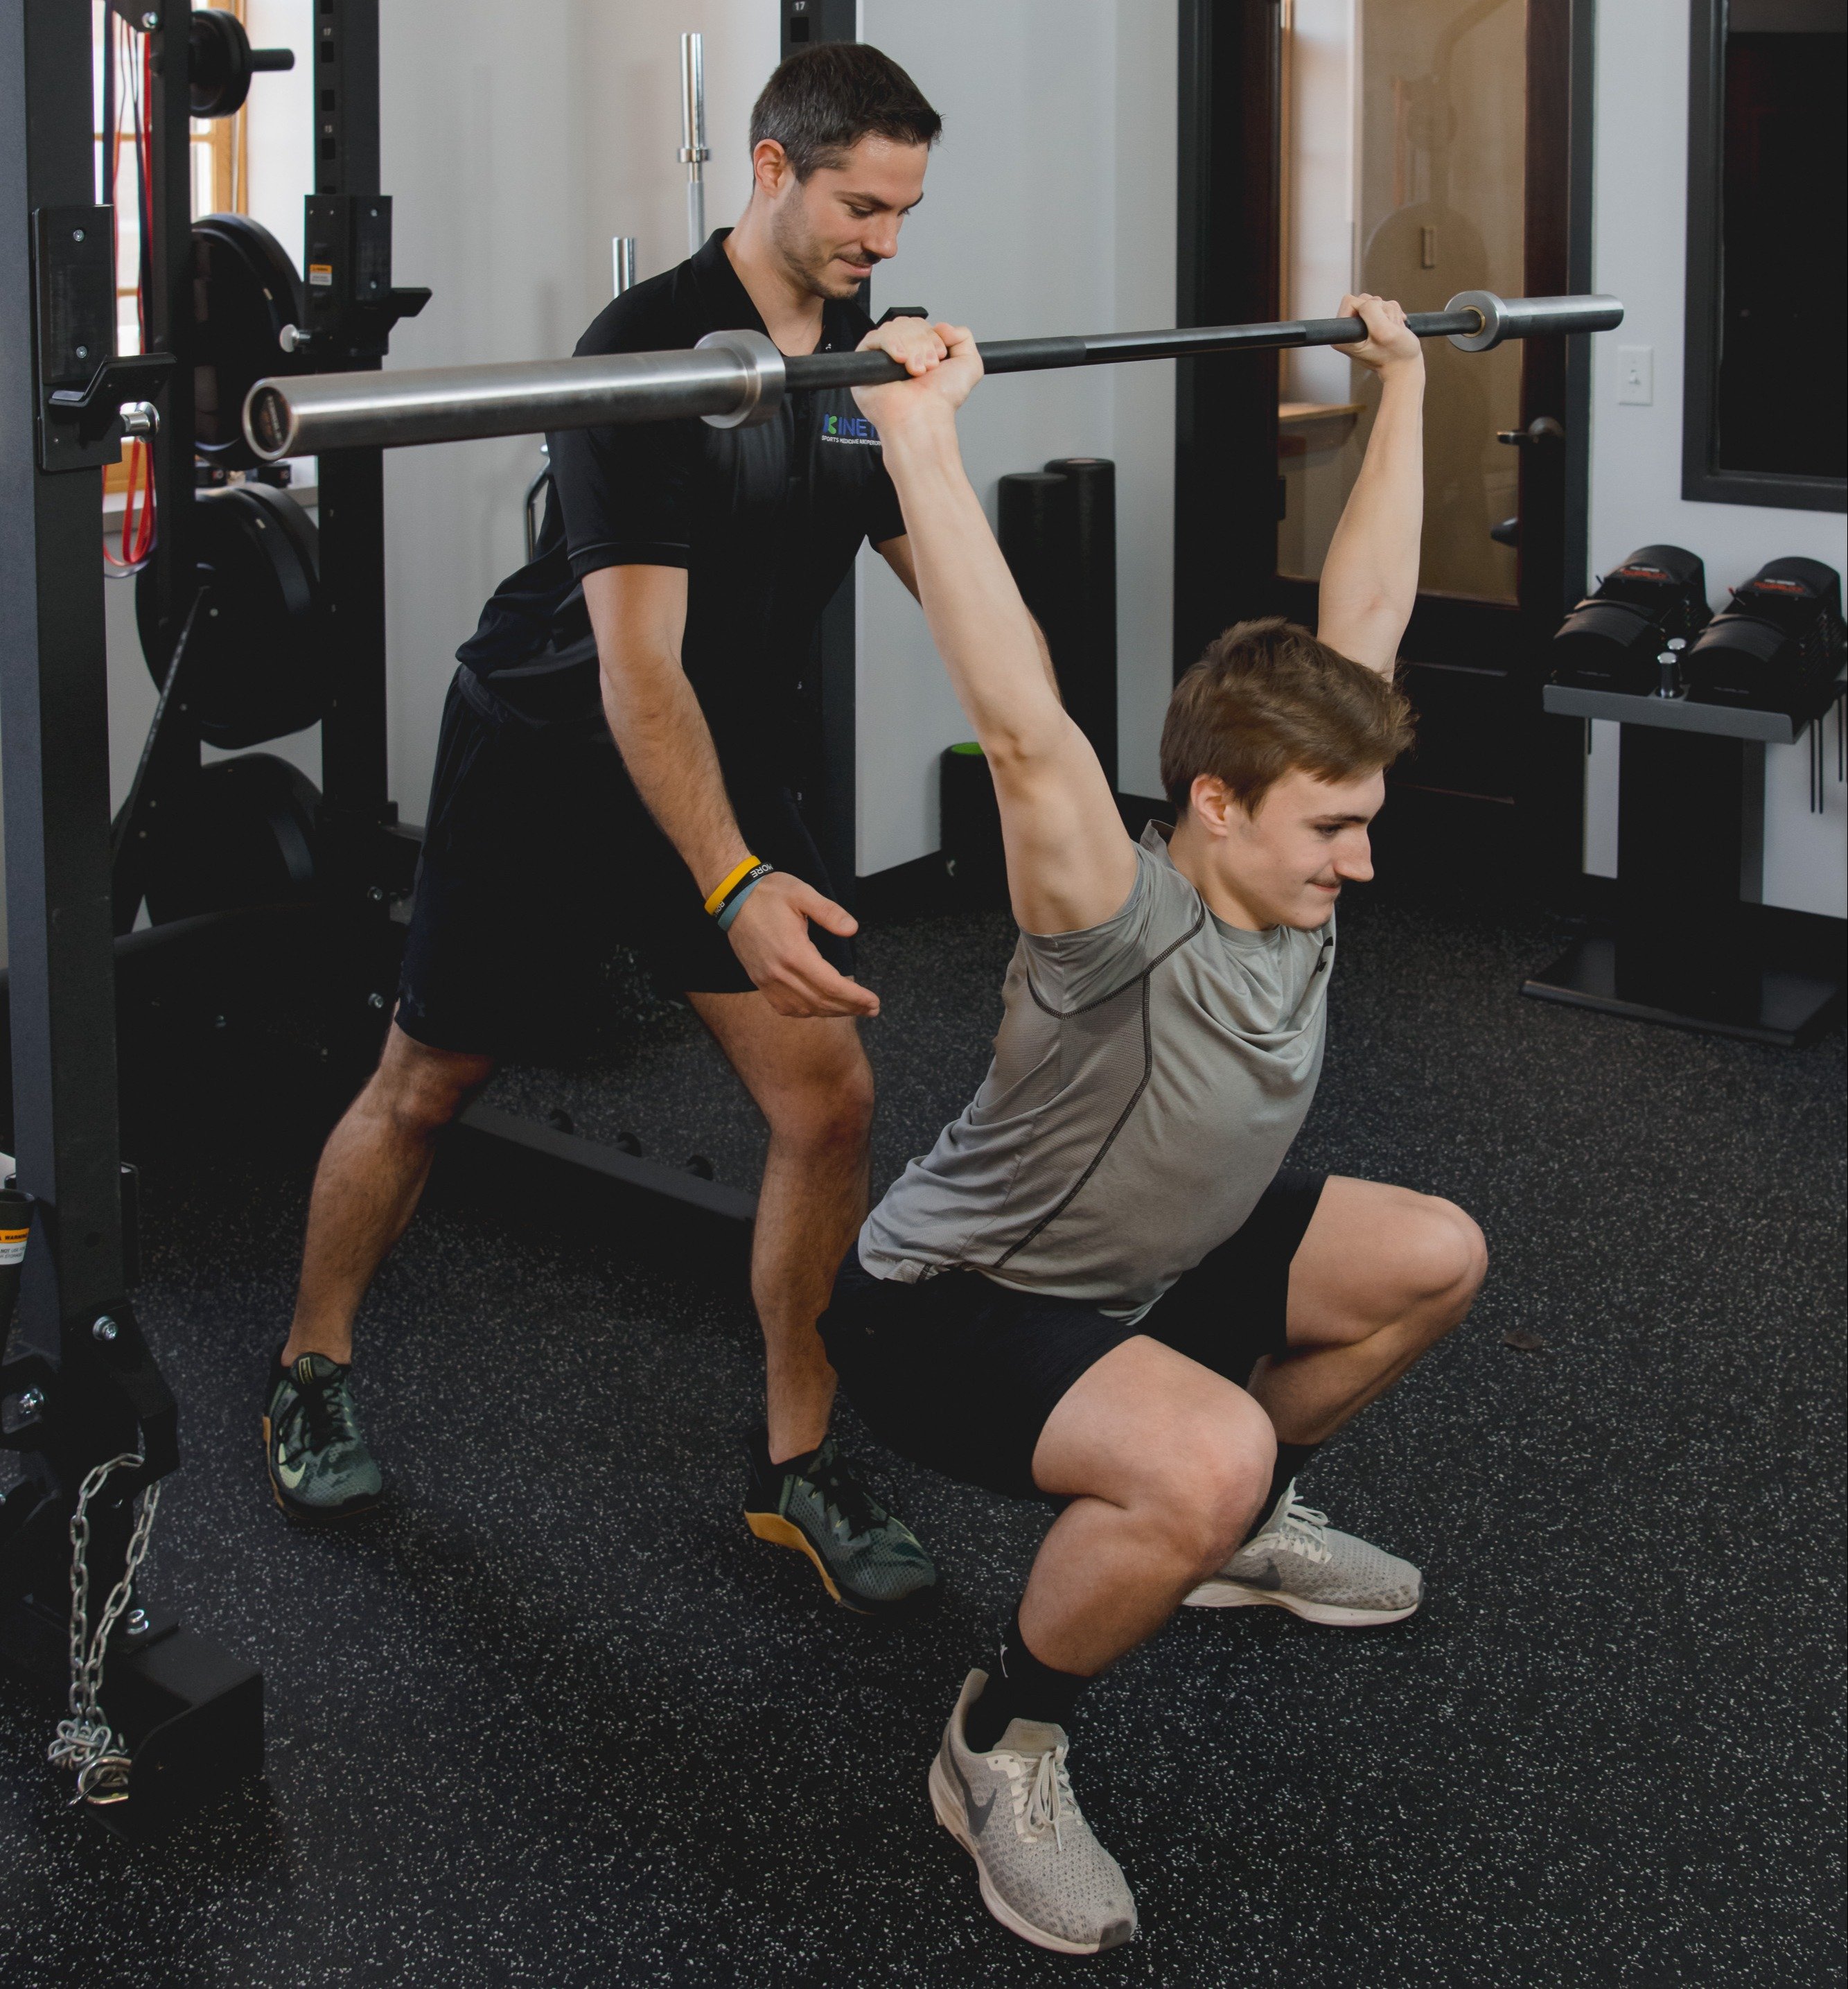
[1174, 0, 1587, 879]
[1278, 0, 1528, 606]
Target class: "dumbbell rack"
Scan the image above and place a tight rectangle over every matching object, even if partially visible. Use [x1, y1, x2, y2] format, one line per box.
[1523, 678, 1846, 1046]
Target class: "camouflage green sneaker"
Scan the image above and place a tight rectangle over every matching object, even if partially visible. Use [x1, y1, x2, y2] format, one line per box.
[743, 1430, 936, 1615]
[263, 1349, 384, 1521]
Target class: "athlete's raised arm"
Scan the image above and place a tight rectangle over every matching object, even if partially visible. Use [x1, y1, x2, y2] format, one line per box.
[1315, 294, 1426, 676]
[854, 325, 1138, 935]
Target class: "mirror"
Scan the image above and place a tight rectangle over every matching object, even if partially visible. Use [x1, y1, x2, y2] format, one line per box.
[1684, 0, 1847, 509]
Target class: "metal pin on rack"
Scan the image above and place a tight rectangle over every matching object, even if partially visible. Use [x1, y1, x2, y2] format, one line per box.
[680, 33, 709, 256]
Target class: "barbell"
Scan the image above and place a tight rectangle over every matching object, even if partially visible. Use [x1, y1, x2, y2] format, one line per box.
[243, 289, 1623, 462]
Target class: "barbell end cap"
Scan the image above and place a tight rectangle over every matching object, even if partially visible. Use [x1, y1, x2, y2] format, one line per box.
[1445, 290, 1506, 352]
[244, 379, 296, 463]
[1583, 294, 1627, 333]
[695, 328, 786, 430]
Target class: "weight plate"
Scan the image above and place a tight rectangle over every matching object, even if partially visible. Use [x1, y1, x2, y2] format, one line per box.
[144, 753, 322, 926]
[137, 482, 327, 750]
[191, 213, 305, 468]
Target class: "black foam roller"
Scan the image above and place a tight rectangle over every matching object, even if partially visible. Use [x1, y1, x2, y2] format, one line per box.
[1044, 456, 1118, 787]
[996, 471, 1077, 691]
[940, 742, 1007, 907]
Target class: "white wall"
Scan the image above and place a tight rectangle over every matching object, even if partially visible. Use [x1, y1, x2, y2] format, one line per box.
[243, 0, 313, 254]
[85, 3, 1174, 897]
[1585, 0, 1847, 916]
[853, 0, 1177, 873]
[376, 0, 779, 829]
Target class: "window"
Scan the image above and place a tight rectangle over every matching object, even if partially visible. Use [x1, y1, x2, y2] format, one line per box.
[1683, 0, 1847, 510]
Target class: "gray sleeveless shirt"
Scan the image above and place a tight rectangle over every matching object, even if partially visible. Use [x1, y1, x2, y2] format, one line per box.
[859, 822, 1334, 1314]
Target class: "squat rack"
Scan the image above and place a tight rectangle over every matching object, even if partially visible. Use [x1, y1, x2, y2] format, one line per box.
[2, 0, 256, 1834]
[0, 0, 443, 1833]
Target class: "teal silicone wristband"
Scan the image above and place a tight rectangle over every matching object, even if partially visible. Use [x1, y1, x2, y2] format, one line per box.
[715, 872, 770, 931]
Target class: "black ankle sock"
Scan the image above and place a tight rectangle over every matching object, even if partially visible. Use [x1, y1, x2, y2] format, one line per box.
[748, 1427, 816, 1484]
[962, 1611, 1091, 1753]
[1244, 1441, 1320, 1544]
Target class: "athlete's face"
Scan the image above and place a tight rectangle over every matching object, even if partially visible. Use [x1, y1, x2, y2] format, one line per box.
[1197, 765, 1384, 931]
[762, 134, 929, 299]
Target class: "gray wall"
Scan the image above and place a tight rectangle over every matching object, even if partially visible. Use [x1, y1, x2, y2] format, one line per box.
[1582, 0, 1846, 915]
[373, 0, 780, 831]
[852, 0, 1177, 873]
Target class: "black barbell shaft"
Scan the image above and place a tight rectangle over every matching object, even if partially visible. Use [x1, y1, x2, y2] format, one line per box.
[784, 310, 1489, 392]
[245, 290, 1623, 460]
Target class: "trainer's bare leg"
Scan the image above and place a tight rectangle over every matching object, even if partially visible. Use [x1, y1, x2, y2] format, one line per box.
[1020, 1340, 1278, 1676]
[1245, 1176, 1488, 1448]
[281, 1022, 495, 1366]
[688, 992, 874, 1462]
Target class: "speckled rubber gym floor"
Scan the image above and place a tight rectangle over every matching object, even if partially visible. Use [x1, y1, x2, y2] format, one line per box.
[3, 870, 1842, 1988]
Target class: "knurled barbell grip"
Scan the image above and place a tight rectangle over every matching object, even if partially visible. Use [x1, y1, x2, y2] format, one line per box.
[244, 291, 1624, 457]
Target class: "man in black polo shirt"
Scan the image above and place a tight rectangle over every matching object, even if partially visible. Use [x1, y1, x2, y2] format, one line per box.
[261, 46, 951, 1614]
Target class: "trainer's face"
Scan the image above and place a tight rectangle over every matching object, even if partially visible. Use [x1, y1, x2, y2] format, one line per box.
[761, 134, 930, 299]
[1206, 766, 1384, 930]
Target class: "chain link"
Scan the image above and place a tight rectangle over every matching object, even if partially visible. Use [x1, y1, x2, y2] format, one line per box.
[46, 1452, 161, 1806]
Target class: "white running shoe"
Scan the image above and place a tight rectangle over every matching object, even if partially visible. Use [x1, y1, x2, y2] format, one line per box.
[1183, 1480, 1423, 1626]
[927, 1670, 1137, 1955]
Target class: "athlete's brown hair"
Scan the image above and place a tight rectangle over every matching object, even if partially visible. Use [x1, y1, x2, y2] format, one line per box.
[1159, 617, 1415, 813]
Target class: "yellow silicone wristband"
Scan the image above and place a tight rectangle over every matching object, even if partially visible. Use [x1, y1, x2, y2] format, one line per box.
[703, 855, 763, 919]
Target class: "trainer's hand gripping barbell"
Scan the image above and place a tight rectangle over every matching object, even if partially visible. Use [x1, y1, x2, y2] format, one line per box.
[243, 290, 1623, 461]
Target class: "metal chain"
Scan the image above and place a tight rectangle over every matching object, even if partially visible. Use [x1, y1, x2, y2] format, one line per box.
[46, 1452, 161, 1806]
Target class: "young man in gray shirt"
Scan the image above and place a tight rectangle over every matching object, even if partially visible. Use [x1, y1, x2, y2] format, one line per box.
[820, 297, 1488, 1953]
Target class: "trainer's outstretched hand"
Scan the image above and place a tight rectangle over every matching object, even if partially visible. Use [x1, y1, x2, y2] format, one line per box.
[1333, 293, 1424, 374]
[852, 322, 983, 433]
[725, 871, 879, 1019]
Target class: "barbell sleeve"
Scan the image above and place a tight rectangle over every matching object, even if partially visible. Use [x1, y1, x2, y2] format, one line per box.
[243, 334, 781, 461]
[245, 290, 1624, 460]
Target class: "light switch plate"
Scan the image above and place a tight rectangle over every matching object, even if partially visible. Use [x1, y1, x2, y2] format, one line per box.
[1617, 344, 1653, 405]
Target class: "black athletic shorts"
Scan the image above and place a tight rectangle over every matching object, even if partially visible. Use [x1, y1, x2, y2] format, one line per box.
[820, 1168, 1328, 1500]
[395, 668, 851, 1056]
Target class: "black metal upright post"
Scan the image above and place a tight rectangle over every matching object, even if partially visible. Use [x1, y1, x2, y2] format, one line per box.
[1, 0, 131, 1379]
[144, 0, 196, 657]
[784, 0, 860, 906]
[1, 0, 262, 1833]
[313, 0, 394, 875]
[1174, 0, 1283, 678]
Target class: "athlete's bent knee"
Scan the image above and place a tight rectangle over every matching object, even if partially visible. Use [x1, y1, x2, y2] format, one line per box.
[1432, 1198, 1488, 1300]
[1143, 1403, 1275, 1570]
[1408, 1196, 1488, 1319]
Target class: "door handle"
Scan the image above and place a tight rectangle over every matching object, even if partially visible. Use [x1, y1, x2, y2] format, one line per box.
[1495, 416, 1565, 447]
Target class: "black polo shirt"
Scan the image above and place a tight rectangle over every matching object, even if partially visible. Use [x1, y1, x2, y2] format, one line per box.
[455, 230, 907, 786]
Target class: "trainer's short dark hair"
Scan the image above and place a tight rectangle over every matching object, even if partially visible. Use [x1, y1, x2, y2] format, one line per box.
[749, 43, 942, 181]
